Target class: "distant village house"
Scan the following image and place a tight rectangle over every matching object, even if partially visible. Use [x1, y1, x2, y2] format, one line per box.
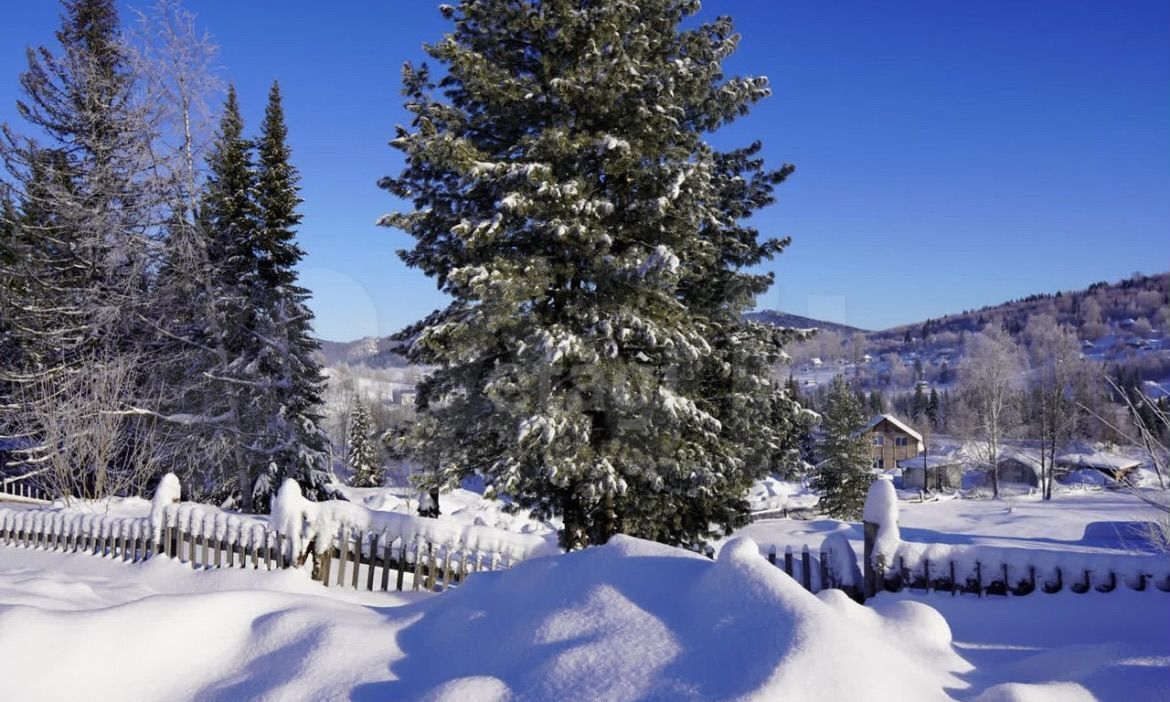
[863, 414, 923, 470]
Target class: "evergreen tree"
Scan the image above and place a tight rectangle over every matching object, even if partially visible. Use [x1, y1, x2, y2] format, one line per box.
[810, 376, 873, 519]
[381, 1, 800, 549]
[346, 397, 382, 488]
[249, 82, 330, 508]
[911, 382, 927, 422]
[868, 390, 885, 415]
[201, 85, 264, 509]
[0, 0, 161, 498]
[926, 387, 940, 429]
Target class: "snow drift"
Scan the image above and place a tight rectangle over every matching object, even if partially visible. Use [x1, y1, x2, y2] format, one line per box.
[376, 535, 969, 701]
[0, 535, 971, 701]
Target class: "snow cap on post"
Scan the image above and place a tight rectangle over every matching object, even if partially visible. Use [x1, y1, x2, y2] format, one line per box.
[863, 476, 900, 563]
[149, 473, 181, 536]
[863, 476, 898, 528]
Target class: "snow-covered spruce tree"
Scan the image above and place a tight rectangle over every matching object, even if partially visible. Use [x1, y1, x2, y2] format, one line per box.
[248, 81, 330, 509]
[381, 1, 801, 549]
[199, 84, 265, 509]
[0, 0, 163, 498]
[810, 375, 873, 520]
[346, 397, 383, 488]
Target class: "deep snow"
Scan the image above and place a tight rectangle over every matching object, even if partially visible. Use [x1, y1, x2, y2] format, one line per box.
[1, 532, 1166, 701]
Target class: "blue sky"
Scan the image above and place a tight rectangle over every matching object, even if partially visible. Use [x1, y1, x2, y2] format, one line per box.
[2, 1, 1167, 339]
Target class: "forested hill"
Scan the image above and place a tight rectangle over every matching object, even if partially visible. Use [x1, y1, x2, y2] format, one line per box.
[870, 272, 1169, 344]
[320, 272, 1168, 368]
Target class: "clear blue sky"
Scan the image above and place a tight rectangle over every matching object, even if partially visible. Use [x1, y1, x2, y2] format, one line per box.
[2, 1, 1167, 339]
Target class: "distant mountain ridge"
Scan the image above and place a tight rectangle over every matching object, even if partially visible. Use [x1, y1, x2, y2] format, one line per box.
[316, 336, 409, 369]
[745, 310, 866, 335]
[318, 272, 1169, 368]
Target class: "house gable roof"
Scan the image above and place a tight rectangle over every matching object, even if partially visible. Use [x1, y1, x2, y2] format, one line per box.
[863, 414, 923, 443]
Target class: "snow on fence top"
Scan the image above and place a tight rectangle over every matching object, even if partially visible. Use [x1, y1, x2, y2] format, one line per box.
[890, 539, 1170, 590]
[270, 479, 559, 564]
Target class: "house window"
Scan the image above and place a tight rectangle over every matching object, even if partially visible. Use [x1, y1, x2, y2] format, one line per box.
[872, 435, 884, 446]
[873, 458, 885, 470]
[895, 437, 908, 447]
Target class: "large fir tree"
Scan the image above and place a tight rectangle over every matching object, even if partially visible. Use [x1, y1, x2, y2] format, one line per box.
[200, 85, 264, 508]
[810, 375, 873, 519]
[249, 81, 330, 508]
[381, 1, 801, 549]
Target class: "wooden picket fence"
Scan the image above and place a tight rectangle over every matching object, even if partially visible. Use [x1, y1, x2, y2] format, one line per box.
[866, 550, 1170, 598]
[0, 503, 521, 594]
[0, 475, 51, 505]
[860, 521, 1170, 600]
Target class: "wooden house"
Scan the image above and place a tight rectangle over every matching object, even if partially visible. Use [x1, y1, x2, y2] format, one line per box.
[863, 414, 923, 471]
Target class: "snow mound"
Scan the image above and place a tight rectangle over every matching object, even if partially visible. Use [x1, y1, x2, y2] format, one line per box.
[377, 535, 968, 701]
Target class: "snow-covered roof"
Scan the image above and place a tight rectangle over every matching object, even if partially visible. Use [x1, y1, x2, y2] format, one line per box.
[897, 455, 961, 470]
[997, 449, 1042, 473]
[863, 414, 923, 443]
[1054, 452, 1141, 472]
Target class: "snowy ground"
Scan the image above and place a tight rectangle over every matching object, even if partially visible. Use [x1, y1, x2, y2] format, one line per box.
[732, 488, 1168, 558]
[1, 482, 1167, 700]
[5, 536, 1164, 701]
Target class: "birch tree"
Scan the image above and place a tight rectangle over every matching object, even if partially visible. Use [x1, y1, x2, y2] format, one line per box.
[963, 325, 1024, 498]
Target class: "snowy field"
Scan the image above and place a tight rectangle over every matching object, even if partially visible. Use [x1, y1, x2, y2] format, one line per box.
[0, 484, 1167, 701]
[733, 489, 1168, 557]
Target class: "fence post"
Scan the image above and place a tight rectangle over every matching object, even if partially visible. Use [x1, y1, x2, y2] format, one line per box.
[801, 545, 812, 591]
[412, 540, 423, 591]
[367, 533, 379, 591]
[863, 520, 879, 598]
[396, 541, 407, 591]
[819, 545, 830, 592]
[442, 545, 454, 592]
[351, 532, 362, 589]
[275, 532, 285, 569]
[459, 547, 471, 585]
[381, 537, 394, 591]
[767, 545, 776, 567]
[784, 546, 793, 578]
[425, 543, 438, 591]
[336, 526, 349, 587]
[320, 540, 334, 587]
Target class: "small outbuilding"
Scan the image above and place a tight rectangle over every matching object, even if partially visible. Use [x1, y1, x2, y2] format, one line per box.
[898, 455, 963, 491]
[994, 450, 1042, 487]
[1055, 452, 1142, 482]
